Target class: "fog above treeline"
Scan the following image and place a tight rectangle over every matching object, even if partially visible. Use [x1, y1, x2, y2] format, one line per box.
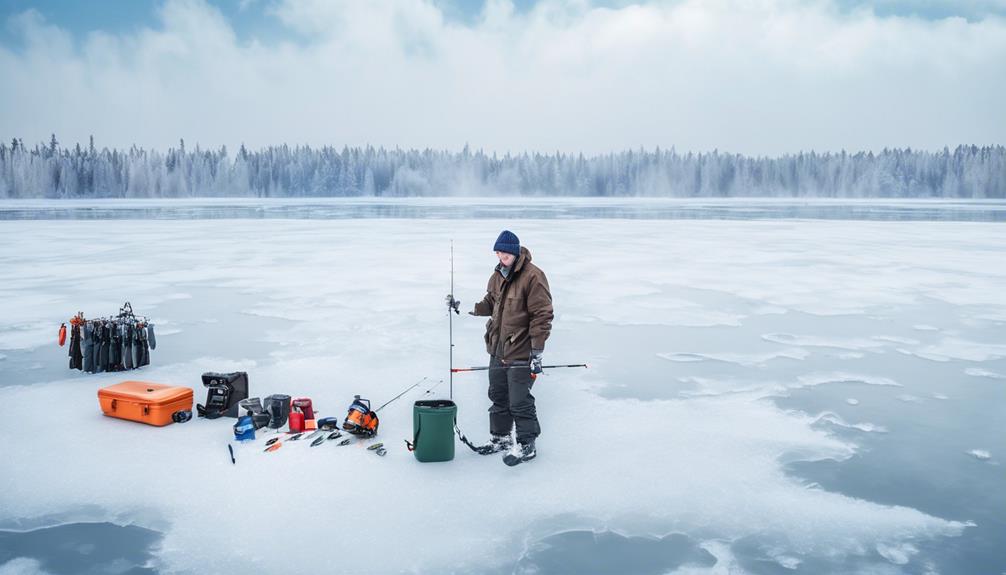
[1, 136, 1003, 199]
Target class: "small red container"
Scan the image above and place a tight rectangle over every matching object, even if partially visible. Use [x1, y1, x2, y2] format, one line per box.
[289, 411, 305, 433]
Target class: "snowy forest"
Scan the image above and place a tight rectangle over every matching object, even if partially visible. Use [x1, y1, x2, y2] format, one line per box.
[1, 136, 1003, 199]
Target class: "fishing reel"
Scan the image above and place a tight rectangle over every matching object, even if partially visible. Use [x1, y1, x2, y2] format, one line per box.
[342, 395, 380, 437]
[445, 294, 460, 315]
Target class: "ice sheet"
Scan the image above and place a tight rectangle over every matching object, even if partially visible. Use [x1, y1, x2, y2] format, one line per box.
[899, 339, 1006, 362]
[965, 367, 1005, 379]
[967, 449, 991, 461]
[2, 217, 1000, 573]
[761, 333, 890, 350]
[658, 348, 810, 367]
[796, 372, 902, 388]
[0, 558, 45, 575]
[815, 412, 888, 433]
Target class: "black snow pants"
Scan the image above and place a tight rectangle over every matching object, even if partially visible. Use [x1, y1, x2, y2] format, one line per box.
[68, 324, 83, 370]
[82, 323, 94, 373]
[488, 355, 541, 444]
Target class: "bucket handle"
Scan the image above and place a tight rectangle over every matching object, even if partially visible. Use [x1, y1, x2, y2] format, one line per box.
[405, 419, 421, 452]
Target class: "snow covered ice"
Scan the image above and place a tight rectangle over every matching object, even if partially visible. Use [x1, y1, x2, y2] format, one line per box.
[1, 201, 1005, 574]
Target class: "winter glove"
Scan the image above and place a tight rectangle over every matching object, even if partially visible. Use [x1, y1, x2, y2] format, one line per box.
[530, 349, 543, 375]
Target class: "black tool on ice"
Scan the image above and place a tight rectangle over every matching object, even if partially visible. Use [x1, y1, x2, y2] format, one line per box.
[197, 372, 249, 419]
[317, 417, 341, 431]
[239, 397, 271, 429]
[309, 431, 345, 446]
[264, 394, 291, 429]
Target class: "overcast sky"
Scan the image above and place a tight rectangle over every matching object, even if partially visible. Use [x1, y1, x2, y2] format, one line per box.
[1, 0, 1004, 156]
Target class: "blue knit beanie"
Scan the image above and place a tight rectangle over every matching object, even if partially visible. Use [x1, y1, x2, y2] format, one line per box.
[493, 230, 520, 256]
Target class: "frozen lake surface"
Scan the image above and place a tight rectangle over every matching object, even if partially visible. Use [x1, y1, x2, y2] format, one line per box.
[1, 197, 1005, 222]
[1, 199, 1004, 574]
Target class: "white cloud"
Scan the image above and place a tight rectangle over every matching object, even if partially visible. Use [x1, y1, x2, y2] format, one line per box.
[1, 0, 1004, 155]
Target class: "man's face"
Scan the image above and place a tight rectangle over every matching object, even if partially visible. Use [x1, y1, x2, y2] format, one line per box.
[495, 251, 516, 267]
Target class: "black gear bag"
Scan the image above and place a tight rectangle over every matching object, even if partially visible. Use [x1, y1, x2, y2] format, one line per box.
[263, 394, 292, 429]
[197, 371, 249, 419]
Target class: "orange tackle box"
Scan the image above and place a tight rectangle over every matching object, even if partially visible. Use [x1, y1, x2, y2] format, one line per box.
[98, 381, 193, 426]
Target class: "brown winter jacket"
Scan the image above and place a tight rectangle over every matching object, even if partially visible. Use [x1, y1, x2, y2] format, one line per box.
[471, 246, 554, 363]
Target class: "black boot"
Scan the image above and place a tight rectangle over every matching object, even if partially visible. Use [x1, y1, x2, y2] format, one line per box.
[503, 439, 536, 466]
[473, 434, 513, 455]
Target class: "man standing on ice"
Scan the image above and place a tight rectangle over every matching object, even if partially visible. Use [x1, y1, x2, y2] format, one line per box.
[468, 230, 553, 466]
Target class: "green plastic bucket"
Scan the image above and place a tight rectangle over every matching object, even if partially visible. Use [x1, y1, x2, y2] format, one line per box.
[412, 399, 457, 462]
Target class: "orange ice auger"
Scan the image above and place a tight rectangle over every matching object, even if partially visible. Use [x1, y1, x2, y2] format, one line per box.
[342, 395, 380, 437]
[341, 377, 429, 438]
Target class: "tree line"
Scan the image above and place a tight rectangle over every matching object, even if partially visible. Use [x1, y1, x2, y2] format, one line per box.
[1, 135, 1002, 198]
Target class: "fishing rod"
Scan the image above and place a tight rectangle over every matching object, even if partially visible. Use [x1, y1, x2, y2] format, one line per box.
[374, 376, 429, 413]
[451, 363, 589, 373]
[421, 378, 444, 396]
[339, 376, 433, 439]
[446, 240, 461, 399]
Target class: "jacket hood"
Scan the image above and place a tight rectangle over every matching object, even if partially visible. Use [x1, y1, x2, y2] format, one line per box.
[515, 246, 532, 271]
[497, 246, 532, 274]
